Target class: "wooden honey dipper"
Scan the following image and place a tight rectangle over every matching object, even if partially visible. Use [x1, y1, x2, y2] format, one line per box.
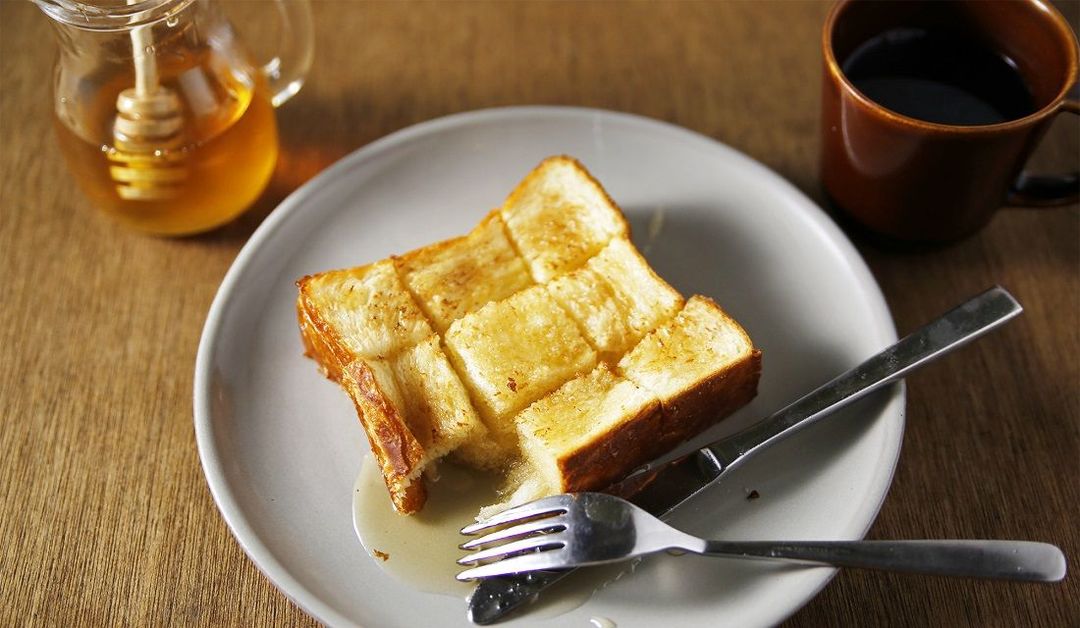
[108, 7, 187, 201]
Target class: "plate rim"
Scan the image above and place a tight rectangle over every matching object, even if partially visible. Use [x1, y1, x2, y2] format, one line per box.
[193, 105, 904, 627]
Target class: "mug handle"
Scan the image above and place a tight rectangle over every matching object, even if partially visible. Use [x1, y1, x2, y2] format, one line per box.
[262, 0, 315, 108]
[1006, 97, 1080, 207]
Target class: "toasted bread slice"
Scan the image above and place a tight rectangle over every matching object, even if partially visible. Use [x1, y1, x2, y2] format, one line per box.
[297, 156, 761, 519]
[618, 295, 762, 436]
[500, 156, 629, 282]
[396, 211, 533, 333]
[547, 238, 683, 362]
[444, 285, 598, 449]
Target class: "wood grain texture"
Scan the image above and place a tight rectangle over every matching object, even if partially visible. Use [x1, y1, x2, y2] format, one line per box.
[1, 1, 1076, 626]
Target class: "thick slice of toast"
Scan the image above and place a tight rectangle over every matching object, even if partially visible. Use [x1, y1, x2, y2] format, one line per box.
[297, 155, 761, 517]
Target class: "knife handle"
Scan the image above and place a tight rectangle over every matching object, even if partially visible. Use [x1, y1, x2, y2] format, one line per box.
[705, 285, 1021, 469]
[466, 571, 571, 625]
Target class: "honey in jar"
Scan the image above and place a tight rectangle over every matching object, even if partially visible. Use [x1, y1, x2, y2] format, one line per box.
[37, 0, 313, 236]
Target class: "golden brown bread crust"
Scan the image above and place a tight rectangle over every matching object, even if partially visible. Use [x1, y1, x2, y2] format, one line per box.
[555, 400, 665, 492]
[343, 361, 427, 513]
[297, 299, 344, 383]
[296, 276, 359, 379]
[554, 351, 759, 494]
[616, 294, 761, 445]
[660, 348, 762, 440]
[297, 274, 430, 513]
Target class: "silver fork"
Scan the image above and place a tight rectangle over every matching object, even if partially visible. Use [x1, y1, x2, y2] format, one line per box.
[457, 492, 1066, 582]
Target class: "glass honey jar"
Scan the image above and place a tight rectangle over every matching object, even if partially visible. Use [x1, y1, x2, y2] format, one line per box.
[34, 0, 313, 235]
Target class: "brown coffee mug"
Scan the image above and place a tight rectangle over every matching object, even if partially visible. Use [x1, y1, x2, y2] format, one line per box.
[821, 0, 1079, 242]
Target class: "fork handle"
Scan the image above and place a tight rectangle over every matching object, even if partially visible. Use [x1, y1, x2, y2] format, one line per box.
[696, 540, 1065, 582]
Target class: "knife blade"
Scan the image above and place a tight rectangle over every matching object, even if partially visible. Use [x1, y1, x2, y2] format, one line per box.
[466, 286, 1022, 624]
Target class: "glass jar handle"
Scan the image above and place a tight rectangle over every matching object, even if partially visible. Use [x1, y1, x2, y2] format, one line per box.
[262, 0, 314, 107]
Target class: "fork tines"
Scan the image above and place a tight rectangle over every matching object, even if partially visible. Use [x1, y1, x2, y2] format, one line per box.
[456, 495, 575, 581]
[459, 494, 575, 536]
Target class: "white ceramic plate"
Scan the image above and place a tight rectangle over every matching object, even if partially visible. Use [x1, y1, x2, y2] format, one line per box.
[194, 106, 903, 628]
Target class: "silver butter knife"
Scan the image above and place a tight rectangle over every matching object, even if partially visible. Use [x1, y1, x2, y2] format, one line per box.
[466, 286, 1023, 624]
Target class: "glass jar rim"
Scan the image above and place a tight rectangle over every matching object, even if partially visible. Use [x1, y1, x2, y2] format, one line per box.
[33, 0, 194, 31]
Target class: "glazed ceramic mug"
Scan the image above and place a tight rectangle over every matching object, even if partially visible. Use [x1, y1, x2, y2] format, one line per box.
[821, 0, 1079, 242]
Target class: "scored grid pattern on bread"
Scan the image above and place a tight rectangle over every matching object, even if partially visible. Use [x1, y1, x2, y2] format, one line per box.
[297, 156, 760, 515]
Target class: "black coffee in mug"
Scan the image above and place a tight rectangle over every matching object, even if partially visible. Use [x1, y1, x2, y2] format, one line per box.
[841, 28, 1037, 126]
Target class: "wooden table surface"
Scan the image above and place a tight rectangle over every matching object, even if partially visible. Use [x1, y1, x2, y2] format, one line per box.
[2, 1, 1077, 626]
